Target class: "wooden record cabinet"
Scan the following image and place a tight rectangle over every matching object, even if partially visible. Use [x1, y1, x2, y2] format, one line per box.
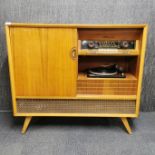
[5, 23, 148, 134]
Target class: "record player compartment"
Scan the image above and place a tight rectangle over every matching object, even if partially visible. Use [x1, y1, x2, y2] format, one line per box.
[78, 56, 138, 95]
[78, 56, 138, 77]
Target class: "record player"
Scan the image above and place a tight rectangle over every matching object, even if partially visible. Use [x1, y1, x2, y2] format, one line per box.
[86, 64, 125, 78]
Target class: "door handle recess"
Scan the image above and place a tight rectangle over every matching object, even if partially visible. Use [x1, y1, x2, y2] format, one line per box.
[71, 47, 77, 60]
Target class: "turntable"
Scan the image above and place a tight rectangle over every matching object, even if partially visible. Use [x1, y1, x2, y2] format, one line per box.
[86, 64, 125, 78]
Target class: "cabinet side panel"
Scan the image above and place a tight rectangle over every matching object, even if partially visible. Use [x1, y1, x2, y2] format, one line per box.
[136, 26, 148, 115]
[9, 27, 77, 97]
[5, 25, 17, 115]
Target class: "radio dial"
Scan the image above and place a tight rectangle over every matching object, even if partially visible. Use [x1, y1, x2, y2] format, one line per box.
[88, 41, 95, 48]
[121, 41, 129, 48]
[81, 40, 135, 49]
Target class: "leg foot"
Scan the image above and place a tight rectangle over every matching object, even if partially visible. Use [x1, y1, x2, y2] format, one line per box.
[121, 117, 132, 134]
[22, 116, 32, 134]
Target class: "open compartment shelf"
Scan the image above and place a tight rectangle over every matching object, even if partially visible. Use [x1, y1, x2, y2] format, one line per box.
[78, 28, 142, 56]
[77, 56, 138, 96]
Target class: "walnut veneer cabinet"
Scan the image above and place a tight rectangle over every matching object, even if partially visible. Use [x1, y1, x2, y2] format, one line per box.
[5, 23, 148, 134]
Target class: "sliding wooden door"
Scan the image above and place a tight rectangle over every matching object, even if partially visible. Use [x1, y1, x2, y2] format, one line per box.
[9, 27, 77, 97]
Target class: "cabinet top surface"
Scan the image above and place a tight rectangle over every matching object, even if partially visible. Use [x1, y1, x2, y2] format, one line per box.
[5, 22, 148, 28]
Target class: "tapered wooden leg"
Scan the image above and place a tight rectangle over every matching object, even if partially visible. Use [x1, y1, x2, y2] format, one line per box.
[21, 116, 32, 134]
[121, 117, 132, 134]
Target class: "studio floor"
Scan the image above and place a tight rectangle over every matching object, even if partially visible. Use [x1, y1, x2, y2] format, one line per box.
[0, 112, 155, 155]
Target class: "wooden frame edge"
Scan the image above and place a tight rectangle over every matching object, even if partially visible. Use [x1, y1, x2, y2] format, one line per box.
[16, 95, 137, 100]
[14, 113, 138, 118]
[5, 22, 147, 28]
[136, 24, 148, 116]
[5, 25, 17, 116]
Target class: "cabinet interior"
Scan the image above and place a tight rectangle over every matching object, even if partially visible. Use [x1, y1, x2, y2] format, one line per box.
[77, 28, 142, 96]
[78, 28, 143, 40]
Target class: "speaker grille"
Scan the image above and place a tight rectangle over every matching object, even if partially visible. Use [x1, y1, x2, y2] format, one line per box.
[16, 99, 136, 114]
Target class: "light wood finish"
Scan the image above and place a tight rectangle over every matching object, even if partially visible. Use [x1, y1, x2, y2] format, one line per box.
[5, 26, 17, 115]
[16, 113, 137, 118]
[121, 117, 132, 134]
[16, 95, 137, 100]
[78, 73, 137, 95]
[78, 28, 142, 40]
[9, 27, 77, 97]
[136, 25, 148, 116]
[5, 23, 147, 28]
[21, 116, 32, 134]
[5, 23, 148, 134]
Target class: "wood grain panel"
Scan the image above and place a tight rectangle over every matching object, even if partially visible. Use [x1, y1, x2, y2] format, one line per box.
[78, 28, 143, 40]
[10, 27, 77, 97]
[77, 73, 137, 95]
